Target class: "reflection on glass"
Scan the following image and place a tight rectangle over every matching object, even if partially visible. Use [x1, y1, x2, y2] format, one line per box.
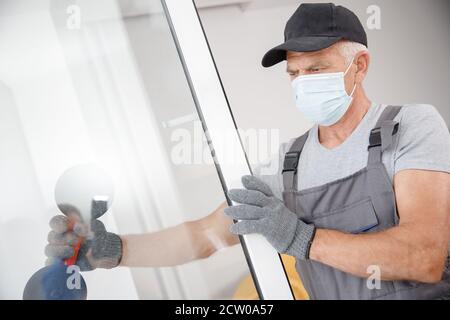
[54, 163, 114, 220]
[0, 0, 254, 299]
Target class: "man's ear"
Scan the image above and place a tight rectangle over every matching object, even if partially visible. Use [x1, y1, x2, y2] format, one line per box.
[354, 51, 370, 84]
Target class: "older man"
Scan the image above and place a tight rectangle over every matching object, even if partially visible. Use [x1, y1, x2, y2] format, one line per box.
[45, 3, 450, 300]
[224, 3, 450, 299]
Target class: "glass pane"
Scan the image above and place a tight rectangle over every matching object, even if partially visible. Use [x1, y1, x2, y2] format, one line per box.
[0, 0, 255, 299]
[195, 1, 312, 300]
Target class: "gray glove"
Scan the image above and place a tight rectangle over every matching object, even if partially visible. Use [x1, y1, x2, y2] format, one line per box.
[45, 207, 122, 271]
[225, 175, 316, 260]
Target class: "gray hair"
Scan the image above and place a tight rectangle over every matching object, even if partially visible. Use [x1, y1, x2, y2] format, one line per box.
[336, 40, 368, 65]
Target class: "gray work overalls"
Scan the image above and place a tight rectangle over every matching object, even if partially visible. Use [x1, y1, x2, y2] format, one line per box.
[282, 106, 450, 299]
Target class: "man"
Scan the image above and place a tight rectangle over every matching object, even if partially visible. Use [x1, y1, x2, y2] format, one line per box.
[45, 3, 450, 299]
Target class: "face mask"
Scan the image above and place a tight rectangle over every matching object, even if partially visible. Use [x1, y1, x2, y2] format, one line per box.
[291, 58, 356, 126]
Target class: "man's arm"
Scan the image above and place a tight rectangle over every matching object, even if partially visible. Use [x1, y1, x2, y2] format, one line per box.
[120, 202, 239, 267]
[309, 169, 450, 283]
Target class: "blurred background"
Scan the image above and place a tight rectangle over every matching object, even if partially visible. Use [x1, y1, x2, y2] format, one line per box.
[0, 0, 251, 300]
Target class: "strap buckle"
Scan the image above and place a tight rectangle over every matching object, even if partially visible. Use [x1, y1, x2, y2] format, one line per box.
[367, 127, 382, 150]
[282, 151, 301, 173]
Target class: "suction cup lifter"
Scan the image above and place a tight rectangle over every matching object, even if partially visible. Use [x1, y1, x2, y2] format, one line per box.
[23, 164, 114, 300]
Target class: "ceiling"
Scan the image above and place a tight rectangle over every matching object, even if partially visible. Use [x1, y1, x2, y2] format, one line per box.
[119, 0, 302, 17]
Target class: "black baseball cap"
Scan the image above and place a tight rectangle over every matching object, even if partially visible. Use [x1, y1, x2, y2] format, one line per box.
[262, 3, 367, 67]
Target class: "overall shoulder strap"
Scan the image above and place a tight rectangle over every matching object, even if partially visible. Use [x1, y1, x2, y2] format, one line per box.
[282, 131, 309, 192]
[367, 105, 403, 165]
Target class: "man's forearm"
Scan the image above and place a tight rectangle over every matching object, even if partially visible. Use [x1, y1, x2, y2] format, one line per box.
[309, 224, 448, 283]
[119, 202, 238, 268]
[119, 221, 215, 267]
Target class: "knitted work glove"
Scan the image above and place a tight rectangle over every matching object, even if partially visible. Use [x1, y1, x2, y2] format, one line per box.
[45, 206, 122, 271]
[225, 175, 316, 260]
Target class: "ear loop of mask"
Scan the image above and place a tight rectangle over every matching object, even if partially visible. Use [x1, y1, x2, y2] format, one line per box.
[344, 57, 357, 97]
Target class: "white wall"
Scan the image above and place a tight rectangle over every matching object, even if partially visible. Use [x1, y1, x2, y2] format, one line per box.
[197, 0, 450, 148]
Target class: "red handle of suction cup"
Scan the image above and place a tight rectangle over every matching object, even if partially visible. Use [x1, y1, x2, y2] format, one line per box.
[64, 239, 81, 266]
[64, 218, 83, 266]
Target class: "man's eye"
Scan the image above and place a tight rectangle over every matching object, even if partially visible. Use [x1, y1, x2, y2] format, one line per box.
[310, 68, 320, 73]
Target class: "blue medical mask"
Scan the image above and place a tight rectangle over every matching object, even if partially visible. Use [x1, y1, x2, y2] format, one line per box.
[291, 59, 356, 126]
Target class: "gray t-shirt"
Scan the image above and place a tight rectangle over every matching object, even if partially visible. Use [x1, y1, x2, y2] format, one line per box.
[254, 103, 450, 200]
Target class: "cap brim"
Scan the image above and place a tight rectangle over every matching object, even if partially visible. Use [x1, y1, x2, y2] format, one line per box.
[261, 36, 342, 68]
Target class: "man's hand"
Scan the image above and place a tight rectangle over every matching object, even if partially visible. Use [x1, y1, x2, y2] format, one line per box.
[225, 175, 316, 260]
[45, 213, 123, 271]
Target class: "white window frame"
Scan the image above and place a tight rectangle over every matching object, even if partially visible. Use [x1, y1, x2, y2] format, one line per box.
[161, 0, 294, 300]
